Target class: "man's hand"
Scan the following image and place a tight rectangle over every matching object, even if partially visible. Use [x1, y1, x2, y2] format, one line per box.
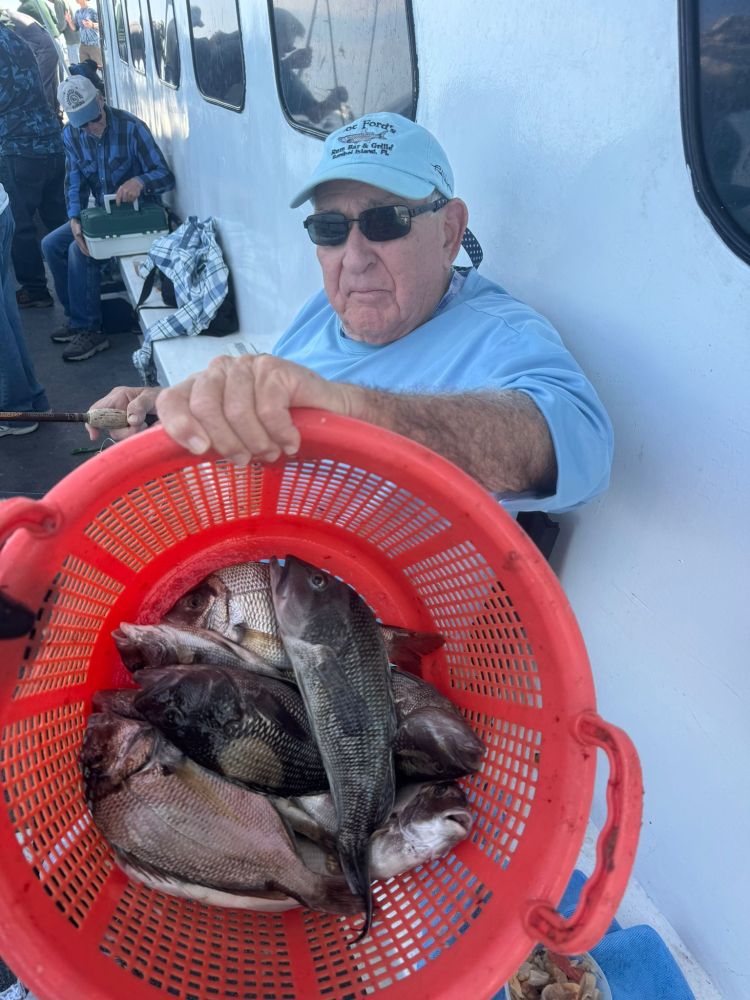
[156, 354, 360, 464]
[115, 177, 144, 205]
[70, 218, 90, 257]
[86, 386, 162, 441]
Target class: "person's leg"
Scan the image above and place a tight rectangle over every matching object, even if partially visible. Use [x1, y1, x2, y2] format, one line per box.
[0, 209, 49, 417]
[66, 238, 102, 331]
[0, 155, 51, 303]
[37, 153, 68, 236]
[67, 43, 80, 64]
[41, 221, 75, 317]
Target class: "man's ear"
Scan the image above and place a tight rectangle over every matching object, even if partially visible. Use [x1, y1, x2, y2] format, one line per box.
[442, 198, 469, 263]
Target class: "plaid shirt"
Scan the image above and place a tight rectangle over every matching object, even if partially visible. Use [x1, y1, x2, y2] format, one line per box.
[63, 106, 175, 219]
[0, 24, 64, 157]
[133, 217, 229, 384]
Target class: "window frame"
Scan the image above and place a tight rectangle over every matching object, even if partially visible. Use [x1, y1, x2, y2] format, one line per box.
[185, 0, 246, 113]
[146, 0, 180, 89]
[112, 0, 131, 65]
[679, 0, 750, 264]
[267, 0, 419, 139]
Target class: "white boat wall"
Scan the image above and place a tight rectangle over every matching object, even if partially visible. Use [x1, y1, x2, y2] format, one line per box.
[98, 2, 748, 996]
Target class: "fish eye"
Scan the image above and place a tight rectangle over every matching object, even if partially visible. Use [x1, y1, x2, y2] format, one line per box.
[182, 591, 208, 611]
[308, 572, 329, 592]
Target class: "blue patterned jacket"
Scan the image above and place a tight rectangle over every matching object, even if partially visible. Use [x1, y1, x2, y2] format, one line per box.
[0, 24, 64, 157]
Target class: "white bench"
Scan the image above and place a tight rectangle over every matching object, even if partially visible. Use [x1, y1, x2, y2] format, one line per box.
[117, 254, 277, 386]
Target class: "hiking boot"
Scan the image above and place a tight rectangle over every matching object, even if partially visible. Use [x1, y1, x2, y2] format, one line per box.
[62, 330, 110, 362]
[16, 287, 53, 309]
[0, 422, 38, 438]
[50, 325, 76, 343]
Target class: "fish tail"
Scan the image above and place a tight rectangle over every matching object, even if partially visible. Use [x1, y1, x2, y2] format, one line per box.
[339, 845, 374, 941]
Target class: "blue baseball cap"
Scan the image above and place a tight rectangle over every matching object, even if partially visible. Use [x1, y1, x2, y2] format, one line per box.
[289, 112, 455, 208]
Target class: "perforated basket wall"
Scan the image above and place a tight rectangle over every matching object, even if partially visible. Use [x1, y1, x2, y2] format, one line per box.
[0, 414, 638, 1000]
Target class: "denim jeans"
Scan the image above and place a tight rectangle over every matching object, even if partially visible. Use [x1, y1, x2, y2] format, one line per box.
[41, 221, 102, 331]
[0, 207, 49, 412]
[0, 153, 67, 294]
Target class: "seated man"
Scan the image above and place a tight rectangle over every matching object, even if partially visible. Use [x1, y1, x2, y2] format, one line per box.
[43, 76, 175, 361]
[88, 112, 613, 515]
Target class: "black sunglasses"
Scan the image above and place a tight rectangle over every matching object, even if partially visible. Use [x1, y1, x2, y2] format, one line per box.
[82, 111, 104, 128]
[304, 197, 450, 247]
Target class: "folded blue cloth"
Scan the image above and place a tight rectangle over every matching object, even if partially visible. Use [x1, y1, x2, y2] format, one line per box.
[497, 869, 696, 1000]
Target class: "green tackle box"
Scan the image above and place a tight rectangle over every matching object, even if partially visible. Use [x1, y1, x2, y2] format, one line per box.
[81, 195, 169, 259]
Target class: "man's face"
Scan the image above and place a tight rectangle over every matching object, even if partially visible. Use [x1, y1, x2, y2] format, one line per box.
[313, 180, 456, 346]
[80, 97, 106, 138]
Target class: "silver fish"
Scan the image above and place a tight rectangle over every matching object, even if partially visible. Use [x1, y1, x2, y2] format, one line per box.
[113, 622, 289, 680]
[270, 556, 398, 939]
[132, 664, 329, 795]
[162, 559, 444, 672]
[80, 711, 360, 915]
[163, 561, 287, 664]
[276, 781, 474, 882]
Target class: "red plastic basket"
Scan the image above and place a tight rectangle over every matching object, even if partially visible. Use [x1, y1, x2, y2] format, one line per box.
[0, 411, 642, 1000]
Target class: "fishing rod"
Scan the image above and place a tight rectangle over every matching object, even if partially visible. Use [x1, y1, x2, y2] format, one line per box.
[0, 409, 149, 430]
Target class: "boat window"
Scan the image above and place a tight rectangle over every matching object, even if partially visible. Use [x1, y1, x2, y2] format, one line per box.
[147, 0, 180, 86]
[125, 0, 146, 73]
[269, 0, 418, 136]
[113, 0, 129, 63]
[680, 0, 750, 263]
[187, 0, 245, 111]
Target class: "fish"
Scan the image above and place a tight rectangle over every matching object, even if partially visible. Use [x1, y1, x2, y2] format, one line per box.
[112, 622, 289, 680]
[276, 781, 474, 882]
[128, 661, 481, 794]
[131, 664, 329, 796]
[391, 669, 486, 779]
[270, 555, 398, 939]
[161, 559, 444, 672]
[92, 687, 144, 718]
[80, 711, 360, 915]
[163, 562, 285, 662]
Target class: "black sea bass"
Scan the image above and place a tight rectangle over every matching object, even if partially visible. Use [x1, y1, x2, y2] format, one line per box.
[270, 556, 398, 938]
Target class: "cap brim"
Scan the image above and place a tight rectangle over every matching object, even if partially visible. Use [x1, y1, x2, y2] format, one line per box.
[68, 102, 100, 127]
[289, 163, 436, 209]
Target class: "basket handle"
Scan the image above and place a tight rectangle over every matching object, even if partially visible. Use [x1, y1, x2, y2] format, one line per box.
[0, 497, 61, 548]
[523, 711, 643, 953]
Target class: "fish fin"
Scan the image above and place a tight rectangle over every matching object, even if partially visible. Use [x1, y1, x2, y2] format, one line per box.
[384, 625, 445, 672]
[249, 683, 309, 744]
[239, 628, 289, 662]
[286, 639, 372, 736]
[338, 844, 373, 939]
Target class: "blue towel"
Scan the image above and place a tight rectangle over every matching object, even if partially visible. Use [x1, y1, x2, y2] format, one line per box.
[498, 870, 696, 1000]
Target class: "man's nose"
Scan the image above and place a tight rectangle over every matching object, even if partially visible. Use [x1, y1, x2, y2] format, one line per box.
[340, 222, 378, 269]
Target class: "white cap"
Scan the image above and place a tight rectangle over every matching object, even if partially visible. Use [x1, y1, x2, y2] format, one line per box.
[57, 76, 101, 127]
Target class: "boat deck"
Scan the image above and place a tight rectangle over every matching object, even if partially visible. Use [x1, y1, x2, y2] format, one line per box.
[1, 293, 141, 502]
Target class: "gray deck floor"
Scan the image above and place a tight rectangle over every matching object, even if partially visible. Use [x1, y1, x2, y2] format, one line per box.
[1, 290, 142, 501]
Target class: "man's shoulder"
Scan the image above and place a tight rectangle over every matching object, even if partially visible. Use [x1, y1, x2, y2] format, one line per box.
[456, 269, 559, 337]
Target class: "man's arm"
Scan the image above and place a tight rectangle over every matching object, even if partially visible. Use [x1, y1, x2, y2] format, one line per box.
[151, 355, 556, 496]
[352, 387, 556, 495]
[62, 128, 90, 220]
[131, 119, 175, 195]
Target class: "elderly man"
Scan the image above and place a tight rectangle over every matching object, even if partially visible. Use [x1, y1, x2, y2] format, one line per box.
[42, 76, 175, 361]
[88, 112, 612, 514]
